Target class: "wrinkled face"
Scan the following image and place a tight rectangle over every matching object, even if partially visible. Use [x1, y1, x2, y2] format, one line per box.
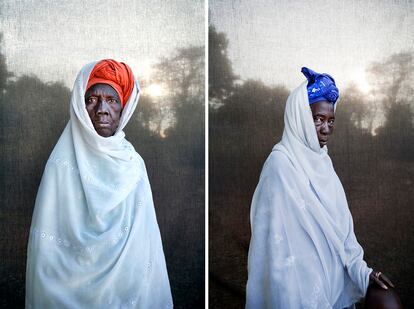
[310, 100, 335, 148]
[85, 83, 122, 137]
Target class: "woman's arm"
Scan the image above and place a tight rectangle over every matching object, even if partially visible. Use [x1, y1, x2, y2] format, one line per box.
[344, 214, 395, 294]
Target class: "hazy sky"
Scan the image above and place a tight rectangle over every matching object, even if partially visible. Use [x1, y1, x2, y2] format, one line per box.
[210, 0, 414, 92]
[0, 0, 204, 88]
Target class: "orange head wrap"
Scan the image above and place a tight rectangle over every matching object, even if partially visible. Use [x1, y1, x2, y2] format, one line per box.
[86, 59, 134, 107]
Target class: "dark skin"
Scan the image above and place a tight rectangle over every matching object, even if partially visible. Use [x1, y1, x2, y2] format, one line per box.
[310, 100, 335, 148]
[365, 283, 402, 309]
[85, 83, 122, 137]
[311, 100, 395, 292]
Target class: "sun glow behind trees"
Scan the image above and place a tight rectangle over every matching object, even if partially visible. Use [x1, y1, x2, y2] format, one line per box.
[145, 83, 165, 97]
[135, 46, 204, 138]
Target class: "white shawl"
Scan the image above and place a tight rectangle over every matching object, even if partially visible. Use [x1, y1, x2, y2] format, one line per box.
[26, 62, 173, 308]
[246, 82, 372, 309]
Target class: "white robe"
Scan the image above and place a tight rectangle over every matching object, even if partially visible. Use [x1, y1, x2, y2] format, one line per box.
[25, 62, 173, 308]
[246, 81, 372, 309]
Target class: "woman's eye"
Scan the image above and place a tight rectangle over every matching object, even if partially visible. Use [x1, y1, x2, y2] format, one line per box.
[87, 97, 97, 104]
[328, 119, 335, 126]
[108, 99, 117, 104]
[314, 117, 323, 124]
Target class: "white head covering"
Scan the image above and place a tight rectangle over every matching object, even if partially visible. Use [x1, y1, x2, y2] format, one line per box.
[26, 62, 173, 308]
[246, 82, 372, 309]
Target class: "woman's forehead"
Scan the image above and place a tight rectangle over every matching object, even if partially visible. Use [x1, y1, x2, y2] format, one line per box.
[311, 100, 335, 115]
[85, 83, 119, 98]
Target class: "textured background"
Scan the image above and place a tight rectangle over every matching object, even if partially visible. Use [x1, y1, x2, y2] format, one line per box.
[0, 1, 205, 308]
[209, 0, 414, 308]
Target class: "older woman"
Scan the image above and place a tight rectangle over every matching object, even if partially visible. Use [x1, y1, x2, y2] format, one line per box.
[25, 60, 173, 308]
[246, 68, 395, 309]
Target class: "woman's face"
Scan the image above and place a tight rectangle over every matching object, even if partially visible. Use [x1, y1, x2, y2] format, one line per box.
[85, 83, 123, 137]
[310, 100, 335, 148]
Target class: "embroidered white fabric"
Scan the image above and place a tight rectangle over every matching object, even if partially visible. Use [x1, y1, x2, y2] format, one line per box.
[25, 62, 173, 308]
[246, 81, 372, 309]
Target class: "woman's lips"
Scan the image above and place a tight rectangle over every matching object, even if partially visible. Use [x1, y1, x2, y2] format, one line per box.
[319, 140, 327, 145]
[95, 121, 110, 127]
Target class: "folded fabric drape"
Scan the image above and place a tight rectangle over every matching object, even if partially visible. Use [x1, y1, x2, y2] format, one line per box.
[26, 61, 173, 308]
[246, 81, 371, 309]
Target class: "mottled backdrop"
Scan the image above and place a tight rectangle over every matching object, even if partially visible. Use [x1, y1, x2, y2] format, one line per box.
[0, 1, 204, 308]
[209, 0, 414, 308]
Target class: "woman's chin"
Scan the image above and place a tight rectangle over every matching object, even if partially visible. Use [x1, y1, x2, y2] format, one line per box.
[94, 127, 114, 137]
[319, 141, 327, 147]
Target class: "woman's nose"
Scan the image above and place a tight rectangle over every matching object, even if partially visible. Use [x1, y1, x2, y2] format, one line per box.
[96, 99, 109, 114]
[320, 122, 330, 135]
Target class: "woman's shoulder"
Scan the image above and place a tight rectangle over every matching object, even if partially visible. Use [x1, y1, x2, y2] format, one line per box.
[123, 138, 146, 167]
[262, 149, 296, 177]
[257, 149, 307, 193]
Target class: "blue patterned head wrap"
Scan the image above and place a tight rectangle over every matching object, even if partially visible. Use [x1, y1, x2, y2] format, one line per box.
[301, 67, 339, 105]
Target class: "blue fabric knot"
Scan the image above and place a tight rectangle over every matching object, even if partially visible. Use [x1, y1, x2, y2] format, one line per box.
[301, 67, 339, 105]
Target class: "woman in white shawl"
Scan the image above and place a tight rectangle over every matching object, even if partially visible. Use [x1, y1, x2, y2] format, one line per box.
[26, 59, 173, 308]
[246, 67, 394, 309]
